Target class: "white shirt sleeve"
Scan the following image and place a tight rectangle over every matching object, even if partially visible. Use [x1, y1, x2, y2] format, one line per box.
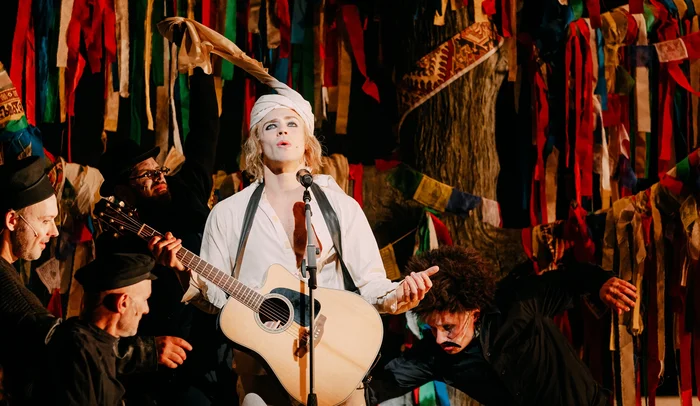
[183, 203, 235, 309]
[338, 195, 414, 314]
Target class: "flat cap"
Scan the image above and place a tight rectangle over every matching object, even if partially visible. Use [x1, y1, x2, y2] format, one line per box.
[0, 156, 55, 212]
[75, 253, 157, 292]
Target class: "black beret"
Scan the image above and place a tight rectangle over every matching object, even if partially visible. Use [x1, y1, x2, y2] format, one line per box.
[0, 156, 55, 212]
[75, 253, 157, 292]
[98, 139, 160, 196]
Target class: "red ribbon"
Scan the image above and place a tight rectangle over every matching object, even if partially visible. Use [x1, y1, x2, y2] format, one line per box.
[340, 5, 380, 102]
[585, 0, 601, 29]
[565, 21, 594, 201]
[530, 51, 549, 226]
[428, 213, 453, 246]
[375, 159, 401, 171]
[348, 163, 364, 208]
[564, 203, 596, 262]
[630, 0, 644, 14]
[602, 95, 622, 126]
[482, 0, 497, 15]
[10, 0, 33, 125]
[25, 18, 36, 126]
[278, 0, 291, 58]
[680, 290, 693, 406]
[324, 10, 338, 87]
[651, 0, 677, 177]
[47, 288, 63, 319]
[202, 0, 211, 27]
[501, 0, 513, 37]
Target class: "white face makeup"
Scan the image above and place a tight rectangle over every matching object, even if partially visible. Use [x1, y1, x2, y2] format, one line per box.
[259, 108, 306, 171]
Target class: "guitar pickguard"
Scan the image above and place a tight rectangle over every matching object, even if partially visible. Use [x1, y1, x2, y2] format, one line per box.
[270, 288, 321, 327]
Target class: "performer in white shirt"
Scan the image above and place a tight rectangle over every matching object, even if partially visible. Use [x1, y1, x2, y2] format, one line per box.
[150, 74, 438, 405]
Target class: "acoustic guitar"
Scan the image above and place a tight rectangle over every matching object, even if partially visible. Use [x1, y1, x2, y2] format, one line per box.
[94, 198, 383, 406]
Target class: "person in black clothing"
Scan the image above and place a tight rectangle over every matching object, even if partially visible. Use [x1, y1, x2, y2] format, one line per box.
[97, 66, 232, 405]
[0, 157, 166, 406]
[372, 246, 638, 406]
[41, 253, 159, 406]
[0, 157, 61, 405]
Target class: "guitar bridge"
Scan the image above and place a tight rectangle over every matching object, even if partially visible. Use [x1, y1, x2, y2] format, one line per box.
[294, 315, 327, 358]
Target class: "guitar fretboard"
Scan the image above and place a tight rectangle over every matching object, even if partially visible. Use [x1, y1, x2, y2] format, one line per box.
[136, 224, 264, 311]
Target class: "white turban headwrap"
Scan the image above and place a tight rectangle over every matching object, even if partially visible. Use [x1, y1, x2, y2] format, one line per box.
[157, 17, 314, 133]
[249, 82, 314, 134]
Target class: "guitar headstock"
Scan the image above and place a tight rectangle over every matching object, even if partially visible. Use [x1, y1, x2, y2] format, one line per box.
[94, 197, 140, 238]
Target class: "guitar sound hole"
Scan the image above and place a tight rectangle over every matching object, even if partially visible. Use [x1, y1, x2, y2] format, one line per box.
[259, 297, 292, 331]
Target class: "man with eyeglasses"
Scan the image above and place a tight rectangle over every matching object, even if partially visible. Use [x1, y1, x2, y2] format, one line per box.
[0, 157, 189, 405]
[96, 65, 229, 406]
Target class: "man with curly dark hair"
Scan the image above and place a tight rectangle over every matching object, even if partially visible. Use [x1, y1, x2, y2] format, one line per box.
[373, 246, 637, 406]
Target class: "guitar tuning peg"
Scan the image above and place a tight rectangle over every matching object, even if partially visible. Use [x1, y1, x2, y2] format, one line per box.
[113, 233, 119, 238]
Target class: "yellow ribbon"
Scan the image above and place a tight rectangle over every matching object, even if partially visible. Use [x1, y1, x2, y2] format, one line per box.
[104, 64, 120, 132]
[434, 0, 449, 26]
[651, 184, 666, 375]
[413, 174, 453, 212]
[266, 0, 281, 50]
[116, 0, 130, 97]
[380, 244, 402, 280]
[336, 23, 352, 135]
[144, 0, 155, 131]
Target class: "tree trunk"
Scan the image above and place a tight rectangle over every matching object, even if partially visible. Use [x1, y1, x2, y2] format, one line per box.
[370, 1, 527, 278]
[365, 3, 527, 405]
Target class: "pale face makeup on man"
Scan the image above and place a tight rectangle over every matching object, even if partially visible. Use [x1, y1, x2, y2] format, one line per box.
[424, 310, 481, 355]
[129, 158, 170, 200]
[5, 195, 59, 261]
[259, 108, 306, 173]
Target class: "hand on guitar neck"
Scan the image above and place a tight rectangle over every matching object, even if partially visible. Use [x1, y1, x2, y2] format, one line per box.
[148, 232, 187, 272]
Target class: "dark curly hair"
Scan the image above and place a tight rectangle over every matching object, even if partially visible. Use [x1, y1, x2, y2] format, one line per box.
[410, 246, 498, 319]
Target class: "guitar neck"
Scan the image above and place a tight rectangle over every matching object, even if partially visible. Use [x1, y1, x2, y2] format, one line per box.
[135, 224, 263, 310]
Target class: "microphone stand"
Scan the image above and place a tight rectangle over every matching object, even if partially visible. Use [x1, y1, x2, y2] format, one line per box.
[300, 186, 319, 406]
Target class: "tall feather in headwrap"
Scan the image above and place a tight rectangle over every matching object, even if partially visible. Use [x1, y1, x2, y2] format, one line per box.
[157, 18, 314, 133]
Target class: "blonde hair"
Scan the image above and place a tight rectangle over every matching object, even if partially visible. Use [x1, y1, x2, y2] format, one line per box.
[242, 120, 323, 181]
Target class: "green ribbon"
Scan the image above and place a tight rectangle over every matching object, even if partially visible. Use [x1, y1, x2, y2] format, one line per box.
[152, 0, 165, 87]
[387, 164, 424, 199]
[179, 74, 190, 140]
[222, 0, 238, 81]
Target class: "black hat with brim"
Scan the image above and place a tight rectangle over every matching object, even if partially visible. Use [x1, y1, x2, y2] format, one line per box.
[0, 156, 55, 212]
[75, 253, 158, 292]
[98, 139, 160, 196]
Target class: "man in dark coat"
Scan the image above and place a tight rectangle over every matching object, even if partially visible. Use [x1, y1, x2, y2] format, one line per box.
[97, 66, 233, 405]
[372, 246, 638, 406]
[0, 157, 182, 405]
[40, 253, 160, 406]
[0, 157, 61, 405]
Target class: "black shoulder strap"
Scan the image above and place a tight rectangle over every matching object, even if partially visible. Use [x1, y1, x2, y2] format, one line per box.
[234, 182, 359, 294]
[233, 182, 265, 277]
[310, 183, 359, 293]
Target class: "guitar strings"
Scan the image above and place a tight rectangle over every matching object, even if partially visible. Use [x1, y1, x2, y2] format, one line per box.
[98, 209, 310, 334]
[101, 212, 306, 336]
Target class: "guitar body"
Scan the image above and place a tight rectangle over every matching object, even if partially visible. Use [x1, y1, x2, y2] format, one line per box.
[219, 264, 384, 406]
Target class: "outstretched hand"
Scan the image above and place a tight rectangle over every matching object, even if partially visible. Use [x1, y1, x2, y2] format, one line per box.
[396, 266, 440, 303]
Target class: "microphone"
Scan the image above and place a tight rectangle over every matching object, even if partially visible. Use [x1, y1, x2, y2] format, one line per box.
[296, 169, 314, 188]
